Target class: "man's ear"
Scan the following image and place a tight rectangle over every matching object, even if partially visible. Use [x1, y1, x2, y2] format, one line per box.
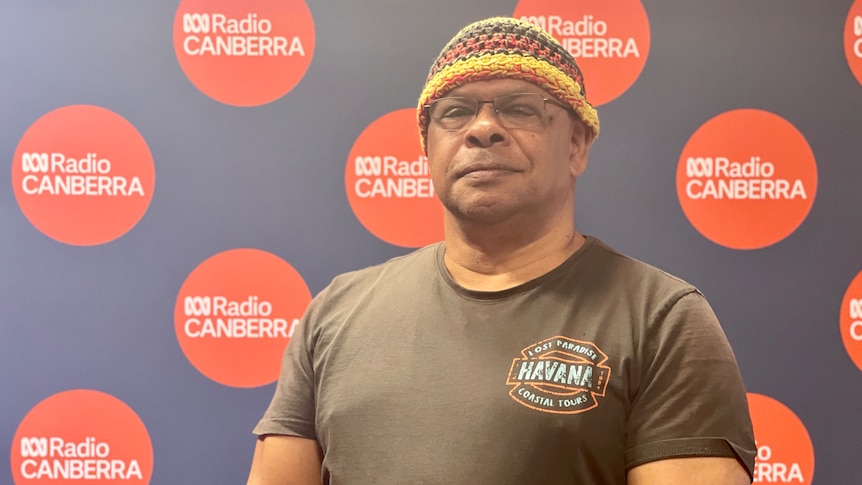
[569, 118, 594, 177]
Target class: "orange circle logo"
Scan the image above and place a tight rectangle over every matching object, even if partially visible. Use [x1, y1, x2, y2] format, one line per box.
[747, 393, 815, 484]
[345, 108, 443, 247]
[173, 0, 315, 106]
[513, 0, 650, 106]
[11, 389, 153, 484]
[840, 270, 862, 372]
[11, 105, 155, 246]
[845, 0, 862, 85]
[174, 248, 311, 388]
[676, 109, 817, 250]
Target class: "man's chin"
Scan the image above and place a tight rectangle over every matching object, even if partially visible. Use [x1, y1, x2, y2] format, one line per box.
[444, 199, 521, 226]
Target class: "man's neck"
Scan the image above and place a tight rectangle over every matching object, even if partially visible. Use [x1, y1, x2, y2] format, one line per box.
[442, 216, 585, 292]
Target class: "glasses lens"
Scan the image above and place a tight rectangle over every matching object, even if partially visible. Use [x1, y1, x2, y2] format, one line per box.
[494, 93, 545, 128]
[429, 98, 478, 130]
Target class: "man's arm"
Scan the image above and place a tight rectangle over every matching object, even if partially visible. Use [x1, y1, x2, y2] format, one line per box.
[246, 435, 323, 485]
[627, 456, 750, 485]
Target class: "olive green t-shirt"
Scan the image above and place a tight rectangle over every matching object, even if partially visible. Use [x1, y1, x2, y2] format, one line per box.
[254, 237, 756, 484]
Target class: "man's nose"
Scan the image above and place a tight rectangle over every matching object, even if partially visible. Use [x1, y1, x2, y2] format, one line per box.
[464, 103, 509, 148]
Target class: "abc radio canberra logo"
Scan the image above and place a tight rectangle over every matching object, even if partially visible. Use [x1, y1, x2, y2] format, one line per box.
[748, 393, 814, 484]
[11, 105, 155, 246]
[182, 295, 287, 338]
[11, 389, 153, 483]
[514, 0, 650, 106]
[17, 437, 142, 482]
[353, 155, 432, 194]
[841, 270, 862, 373]
[345, 108, 443, 248]
[174, 248, 311, 388]
[174, 0, 315, 106]
[676, 109, 817, 250]
[180, 13, 300, 54]
[18, 153, 143, 196]
[845, 0, 862, 85]
[682, 156, 803, 198]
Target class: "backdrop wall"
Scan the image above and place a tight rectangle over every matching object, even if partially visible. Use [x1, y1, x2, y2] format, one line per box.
[3, 1, 862, 483]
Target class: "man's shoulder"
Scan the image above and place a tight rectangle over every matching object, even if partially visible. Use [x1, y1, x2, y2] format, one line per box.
[584, 237, 700, 296]
[321, 243, 441, 296]
[298, 244, 441, 331]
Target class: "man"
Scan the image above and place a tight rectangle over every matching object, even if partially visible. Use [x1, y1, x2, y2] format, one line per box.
[247, 17, 756, 484]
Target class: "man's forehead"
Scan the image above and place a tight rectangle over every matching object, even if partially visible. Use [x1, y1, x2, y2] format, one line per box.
[446, 79, 550, 98]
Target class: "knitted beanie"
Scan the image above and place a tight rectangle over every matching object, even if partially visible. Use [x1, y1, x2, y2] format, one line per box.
[417, 17, 599, 151]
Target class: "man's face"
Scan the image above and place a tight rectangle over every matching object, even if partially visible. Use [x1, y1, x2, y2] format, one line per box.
[426, 78, 593, 226]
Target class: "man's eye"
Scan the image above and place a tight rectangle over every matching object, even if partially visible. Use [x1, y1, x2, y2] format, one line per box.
[501, 104, 540, 118]
[439, 106, 474, 119]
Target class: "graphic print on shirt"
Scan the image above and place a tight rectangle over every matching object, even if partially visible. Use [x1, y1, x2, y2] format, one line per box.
[507, 336, 611, 414]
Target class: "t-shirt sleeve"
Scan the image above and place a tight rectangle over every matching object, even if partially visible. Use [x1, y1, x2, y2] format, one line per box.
[624, 290, 756, 479]
[252, 301, 318, 440]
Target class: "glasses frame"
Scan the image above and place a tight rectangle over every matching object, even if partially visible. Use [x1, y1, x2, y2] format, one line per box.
[424, 92, 572, 132]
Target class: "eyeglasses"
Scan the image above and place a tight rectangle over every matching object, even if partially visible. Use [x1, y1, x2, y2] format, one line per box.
[425, 92, 570, 131]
